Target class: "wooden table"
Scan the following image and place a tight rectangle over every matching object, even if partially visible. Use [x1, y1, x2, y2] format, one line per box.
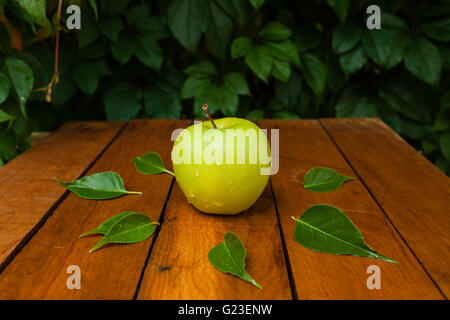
[0, 118, 448, 300]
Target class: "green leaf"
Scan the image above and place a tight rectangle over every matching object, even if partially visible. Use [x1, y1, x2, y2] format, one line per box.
[223, 72, 250, 95]
[293, 25, 322, 52]
[181, 77, 211, 99]
[167, 0, 202, 52]
[300, 53, 326, 95]
[249, 0, 264, 10]
[271, 59, 290, 82]
[379, 86, 429, 122]
[4, 59, 34, 117]
[327, 0, 349, 22]
[16, 0, 49, 26]
[183, 61, 217, 79]
[336, 89, 379, 118]
[245, 46, 272, 83]
[0, 72, 10, 104]
[194, 83, 238, 117]
[208, 232, 262, 289]
[74, 60, 109, 95]
[202, 0, 234, 58]
[55, 171, 141, 200]
[99, 17, 124, 42]
[79, 211, 137, 237]
[78, 10, 100, 47]
[264, 40, 300, 66]
[404, 37, 442, 85]
[126, 4, 151, 26]
[111, 33, 135, 65]
[88, 0, 98, 20]
[382, 13, 410, 69]
[421, 18, 450, 42]
[0, 109, 15, 123]
[134, 17, 169, 40]
[134, 35, 163, 71]
[131, 151, 173, 175]
[339, 46, 367, 74]
[332, 21, 362, 54]
[440, 132, 450, 160]
[88, 213, 158, 253]
[303, 167, 354, 192]
[0, 130, 17, 161]
[143, 86, 182, 118]
[258, 22, 292, 41]
[104, 83, 142, 121]
[292, 205, 397, 263]
[231, 37, 252, 59]
[361, 30, 391, 66]
[434, 91, 450, 131]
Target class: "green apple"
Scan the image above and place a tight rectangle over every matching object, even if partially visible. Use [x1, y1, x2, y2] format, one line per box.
[171, 117, 271, 215]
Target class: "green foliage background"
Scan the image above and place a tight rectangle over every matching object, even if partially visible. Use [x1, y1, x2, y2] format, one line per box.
[0, 0, 449, 173]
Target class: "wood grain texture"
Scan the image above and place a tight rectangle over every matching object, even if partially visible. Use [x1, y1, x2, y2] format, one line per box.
[320, 117, 450, 297]
[137, 121, 292, 301]
[0, 121, 124, 271]
[260, 119, 444, 300]
[0, 120, 189, 299]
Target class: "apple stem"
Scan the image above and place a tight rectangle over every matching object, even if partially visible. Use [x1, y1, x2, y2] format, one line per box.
[202, 104, 217, 129]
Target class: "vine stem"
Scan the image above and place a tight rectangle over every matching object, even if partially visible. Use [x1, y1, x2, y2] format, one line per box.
[36, 0, 63, 102]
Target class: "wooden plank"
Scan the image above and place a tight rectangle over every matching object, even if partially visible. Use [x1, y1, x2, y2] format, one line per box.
[0, 120, 189, 299]
[320, 117, 450, 297]
[259, 119, 444, 300]
[137, 122, 292, 300]
[0, 121, 124, 270]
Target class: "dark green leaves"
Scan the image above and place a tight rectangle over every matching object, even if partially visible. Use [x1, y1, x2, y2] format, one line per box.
[4, 59, 34, 116]
[300, 53, 326, 95]
[303, 167, 354, 192]
[131, 152, 174, 176]
[167, 0, 233, 58]
[82, 212, 158, 253]
[0, 72, 10, 104]
[231, 21, 299, 83]
[16, 0, 50, 26]
[0, 109, 15, 123]
[404, 37, 442, 85]
[231, 37, 252, 59]
[208, 232, 262, 289]
[104, 83, 142, 121]
[180, 61, 249, 116]
[332, 21, 362, 54]
[258, 22, 293, 41]
[421, 18, 450, 42]
[292, 205, 397, 263]
[55, 171, 141, 200]
[327, 0, 350, 22]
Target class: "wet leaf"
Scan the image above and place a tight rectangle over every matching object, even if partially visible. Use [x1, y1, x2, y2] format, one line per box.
[79, 211, 136, 237]
[55, 171, 141, 200]
[88, 212, 158, 253]
[208, 232, 262, 289]
[292, 205, 397, 263]
[131, 151, 174, 175]
[303, 167, 354, 192]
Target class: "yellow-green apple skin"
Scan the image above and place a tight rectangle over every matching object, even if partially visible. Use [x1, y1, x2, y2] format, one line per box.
[171, 118, 271, 215]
